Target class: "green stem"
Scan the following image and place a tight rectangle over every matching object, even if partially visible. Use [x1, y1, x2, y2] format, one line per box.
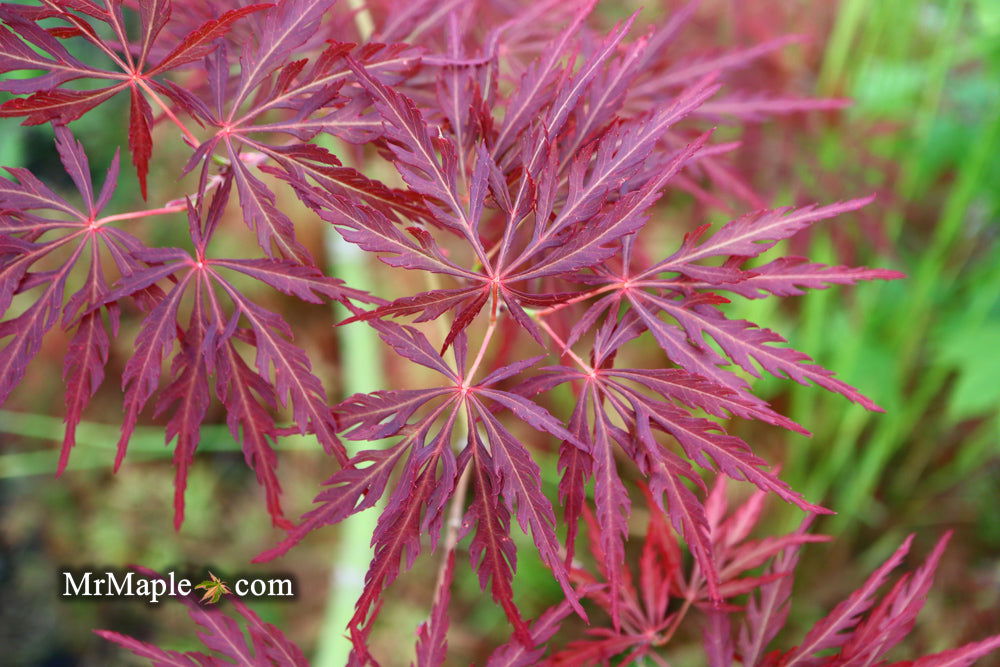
[312, 205, 388, 667]
[313, 2, 383, 655]
[0, 410, 318, 479]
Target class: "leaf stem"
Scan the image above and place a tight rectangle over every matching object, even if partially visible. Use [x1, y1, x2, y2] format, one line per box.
[535, 316, 594, 375]
[97, 201, 188, 224]
[657, 596, 693, 646]
[534, 284, 620, 317]
[96, 172, 224, 225]
[465, 306, 498, 382]
[134, 77, 200, 148]
[657, 568, 700, 647]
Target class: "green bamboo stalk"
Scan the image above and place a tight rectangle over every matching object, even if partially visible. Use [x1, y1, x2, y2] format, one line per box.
[311, 5, 384, 661]
[312, 221, 388, 667]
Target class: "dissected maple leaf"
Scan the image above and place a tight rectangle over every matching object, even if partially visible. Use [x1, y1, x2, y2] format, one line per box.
[0, 127, 133, 473]
[536, 480, 825, 665]
[751, 531, 1000, 667]
[0, 1, 273, 198]
[528, 490, 1000, 667]
[101, 198, 371, 527]
[256, 320, 585, 658]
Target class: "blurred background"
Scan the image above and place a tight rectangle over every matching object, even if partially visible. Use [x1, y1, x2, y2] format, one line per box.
[1, 0, 998, 664]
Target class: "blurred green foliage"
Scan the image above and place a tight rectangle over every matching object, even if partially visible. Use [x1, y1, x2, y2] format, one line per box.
[738, 0, 1000, 653]
[773, 0, 1000, 530]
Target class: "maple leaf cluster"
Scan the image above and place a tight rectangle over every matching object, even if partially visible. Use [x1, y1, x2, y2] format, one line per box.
[489, 482, 1000, 667]
[1, 0, 996, 664]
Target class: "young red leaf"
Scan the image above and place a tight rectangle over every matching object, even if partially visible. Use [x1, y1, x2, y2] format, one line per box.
[783, 535, 916, 664]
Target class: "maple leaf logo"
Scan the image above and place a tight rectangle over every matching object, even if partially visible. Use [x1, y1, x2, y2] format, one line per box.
[194, 572, 232, 605]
